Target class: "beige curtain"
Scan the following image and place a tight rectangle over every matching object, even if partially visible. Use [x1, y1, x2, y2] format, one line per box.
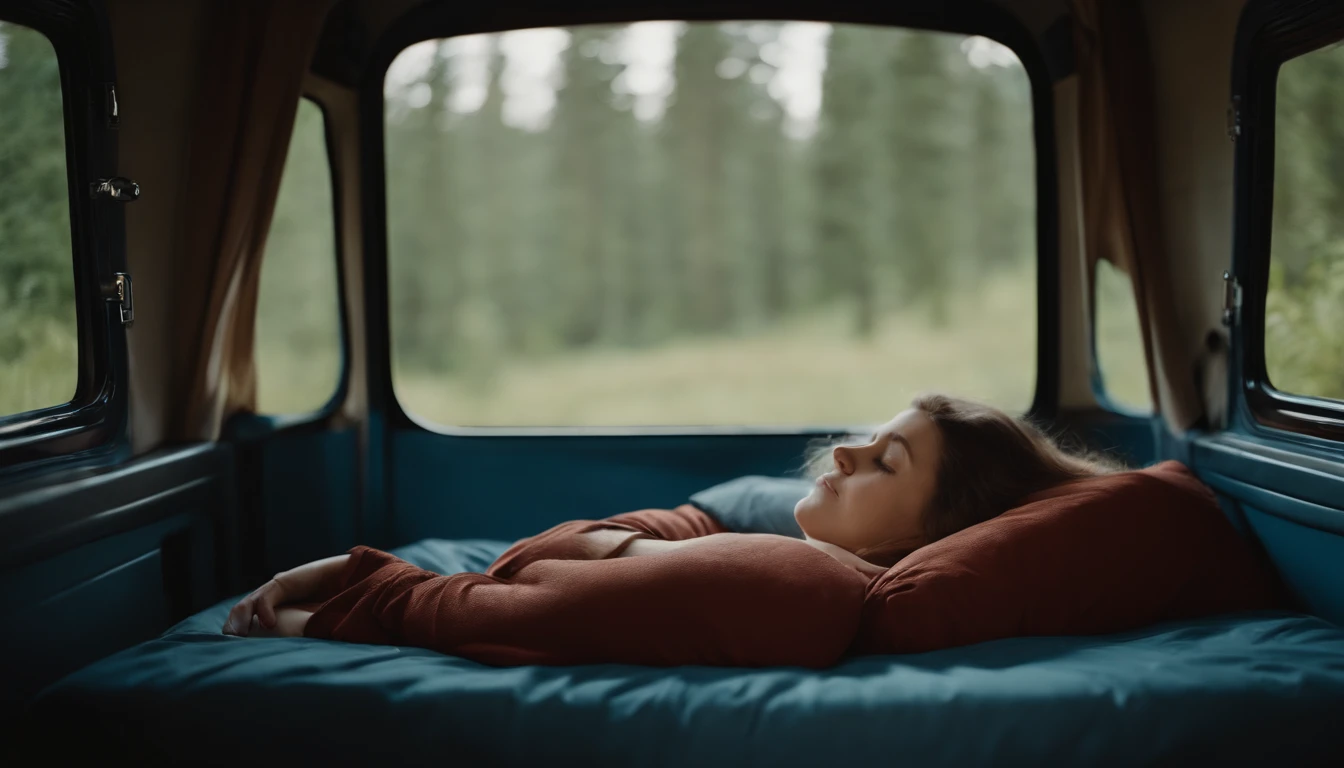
[1071, 0, 1203, 431]
[170, 0, 334, 441]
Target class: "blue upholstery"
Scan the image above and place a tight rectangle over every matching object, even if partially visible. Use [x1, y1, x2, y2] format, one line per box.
[26, 538, 1344, 766]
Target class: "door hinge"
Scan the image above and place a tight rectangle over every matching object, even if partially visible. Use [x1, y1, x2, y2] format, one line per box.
[90, 176, 141, 202]
[102, 272, 134, 327]
[1222, 270, 1241, 327]
[1226, 95, 1241, 142]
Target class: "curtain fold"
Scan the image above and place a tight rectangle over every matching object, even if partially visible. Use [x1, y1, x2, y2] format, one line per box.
[1071, 0, 1203, 431]
[169, 0, 334, 442]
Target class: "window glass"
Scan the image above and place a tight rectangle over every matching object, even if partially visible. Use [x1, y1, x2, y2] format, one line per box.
[253, 99, 343, 414]
[385, 22, 1036, 427]
[1266, 41, 1344, 402]
[0, 21, 77, 417]
[1094, 259, 1152, 412]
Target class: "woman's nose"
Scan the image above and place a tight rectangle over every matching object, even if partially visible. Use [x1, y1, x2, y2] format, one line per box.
[832, 445, 855, 474]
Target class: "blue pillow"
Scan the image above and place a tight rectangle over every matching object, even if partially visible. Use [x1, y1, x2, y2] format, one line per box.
[689, 475, 812, 539]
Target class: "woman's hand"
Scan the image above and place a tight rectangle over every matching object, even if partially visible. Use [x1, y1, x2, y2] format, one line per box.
[244, 604, 319, 638]
[223, 577, 288, 636]
[222, 554, 350, 637]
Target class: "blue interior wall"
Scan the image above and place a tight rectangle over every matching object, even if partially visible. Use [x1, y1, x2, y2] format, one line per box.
[389, 429, 823, 545]
[1193, 433, 1344, 626]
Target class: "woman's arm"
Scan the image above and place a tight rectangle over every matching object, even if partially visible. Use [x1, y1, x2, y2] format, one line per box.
[619, 533, 889, 578]
[226, 507, 728, 636]
[275, 553, 352, 601]
[802, 538, 890, 578]
[486, 505, 730, 579]
[303, 540, 869, 668]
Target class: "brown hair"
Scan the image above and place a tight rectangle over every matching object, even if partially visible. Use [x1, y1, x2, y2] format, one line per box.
[806, 393, 1125, 563]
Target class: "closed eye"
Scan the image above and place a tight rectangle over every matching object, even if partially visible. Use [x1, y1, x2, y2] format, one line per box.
[874, 457, 895, 475]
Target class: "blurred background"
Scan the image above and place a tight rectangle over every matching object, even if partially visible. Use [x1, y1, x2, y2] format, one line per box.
[18, 22, 1340, 427]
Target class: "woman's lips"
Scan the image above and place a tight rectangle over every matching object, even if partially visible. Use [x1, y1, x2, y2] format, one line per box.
[819, 476, 838, 497]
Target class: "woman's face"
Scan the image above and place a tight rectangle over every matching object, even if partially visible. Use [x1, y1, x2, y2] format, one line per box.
[794, 408, 942, 558]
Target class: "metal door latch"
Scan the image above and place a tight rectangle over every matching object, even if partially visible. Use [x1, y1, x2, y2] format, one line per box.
[90, 177, 141, 202]
[1222, 271, 1241, 327]
[105, 84, 119, 129]
[103, 272, 134, 327]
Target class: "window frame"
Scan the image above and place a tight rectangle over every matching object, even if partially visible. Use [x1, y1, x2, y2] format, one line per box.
[1231, 0, 1344, 445]
[0, 1, 129, 478]
[360, 0, 1062, 436]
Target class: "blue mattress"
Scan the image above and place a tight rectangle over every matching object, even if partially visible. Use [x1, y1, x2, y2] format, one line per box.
[26, 538, 1344, 766]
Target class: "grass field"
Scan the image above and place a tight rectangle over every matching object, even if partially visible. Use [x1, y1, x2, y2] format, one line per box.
[5, 267, 1152, 426]
[386, 267, 1149, 427]
[0, 318, 77, 416]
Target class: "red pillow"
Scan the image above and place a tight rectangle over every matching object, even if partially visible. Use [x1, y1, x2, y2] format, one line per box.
[851, 460, 1285, 655]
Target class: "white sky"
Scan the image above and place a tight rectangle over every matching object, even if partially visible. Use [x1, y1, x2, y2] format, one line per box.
[385, 22, 1019, 136]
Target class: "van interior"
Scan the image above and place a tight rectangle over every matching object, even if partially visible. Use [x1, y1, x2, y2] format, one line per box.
[2, 0, 1343, 763]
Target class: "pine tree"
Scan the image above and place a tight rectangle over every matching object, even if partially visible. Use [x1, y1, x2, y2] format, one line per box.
[386, 41, 459, 371]
[0, 23, 74, 364]
[815, 24, 886, 337]
[967, 60, 1033, 276]
[549, 26, 624, 347]
[725, 22, 790, 327]
[888, 31, 974, 327]
[664, 23, 738, 333]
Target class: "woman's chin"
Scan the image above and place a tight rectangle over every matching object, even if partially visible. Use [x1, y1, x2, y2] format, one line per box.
[793, 495, 824, 533]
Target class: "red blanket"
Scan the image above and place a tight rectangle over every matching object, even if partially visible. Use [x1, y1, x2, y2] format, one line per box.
[303, 506, 870, 668]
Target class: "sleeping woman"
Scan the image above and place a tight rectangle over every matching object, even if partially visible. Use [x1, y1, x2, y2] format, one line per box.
[222, 393, 1120, 667]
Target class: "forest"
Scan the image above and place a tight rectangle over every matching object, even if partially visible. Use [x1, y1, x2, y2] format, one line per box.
[2, 19, 1335, 427]
[378, 22, 1057, 425]
[1266, 41, 1344, 401]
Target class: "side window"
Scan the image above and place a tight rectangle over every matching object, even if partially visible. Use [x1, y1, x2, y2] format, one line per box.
[1266, 41, 1344, 403]
[1093, 259, 1152, 412]
[0, 21, 77, 418]
[384, 22, 1039, 428]
[253, 99, 343, 415]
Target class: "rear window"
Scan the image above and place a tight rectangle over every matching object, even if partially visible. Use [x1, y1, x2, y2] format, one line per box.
[1266, 40, 1344, 402]
[384, 21, 1037, 427]
[0, 21, 77, 418]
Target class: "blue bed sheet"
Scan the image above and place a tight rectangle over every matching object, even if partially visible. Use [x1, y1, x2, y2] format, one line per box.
[26, 538, 1344, 766]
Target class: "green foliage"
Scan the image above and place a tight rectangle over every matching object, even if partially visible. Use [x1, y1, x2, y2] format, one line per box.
[1267, 42, 1344, 401]
[1266, 256, 1344, 400]
[0, 22, 77, 413]
[253, 100, 343, 414]
[1094, 259, 1152, 411]
[382, 22, 1059, 424]
[2, 20, 1159, 425]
